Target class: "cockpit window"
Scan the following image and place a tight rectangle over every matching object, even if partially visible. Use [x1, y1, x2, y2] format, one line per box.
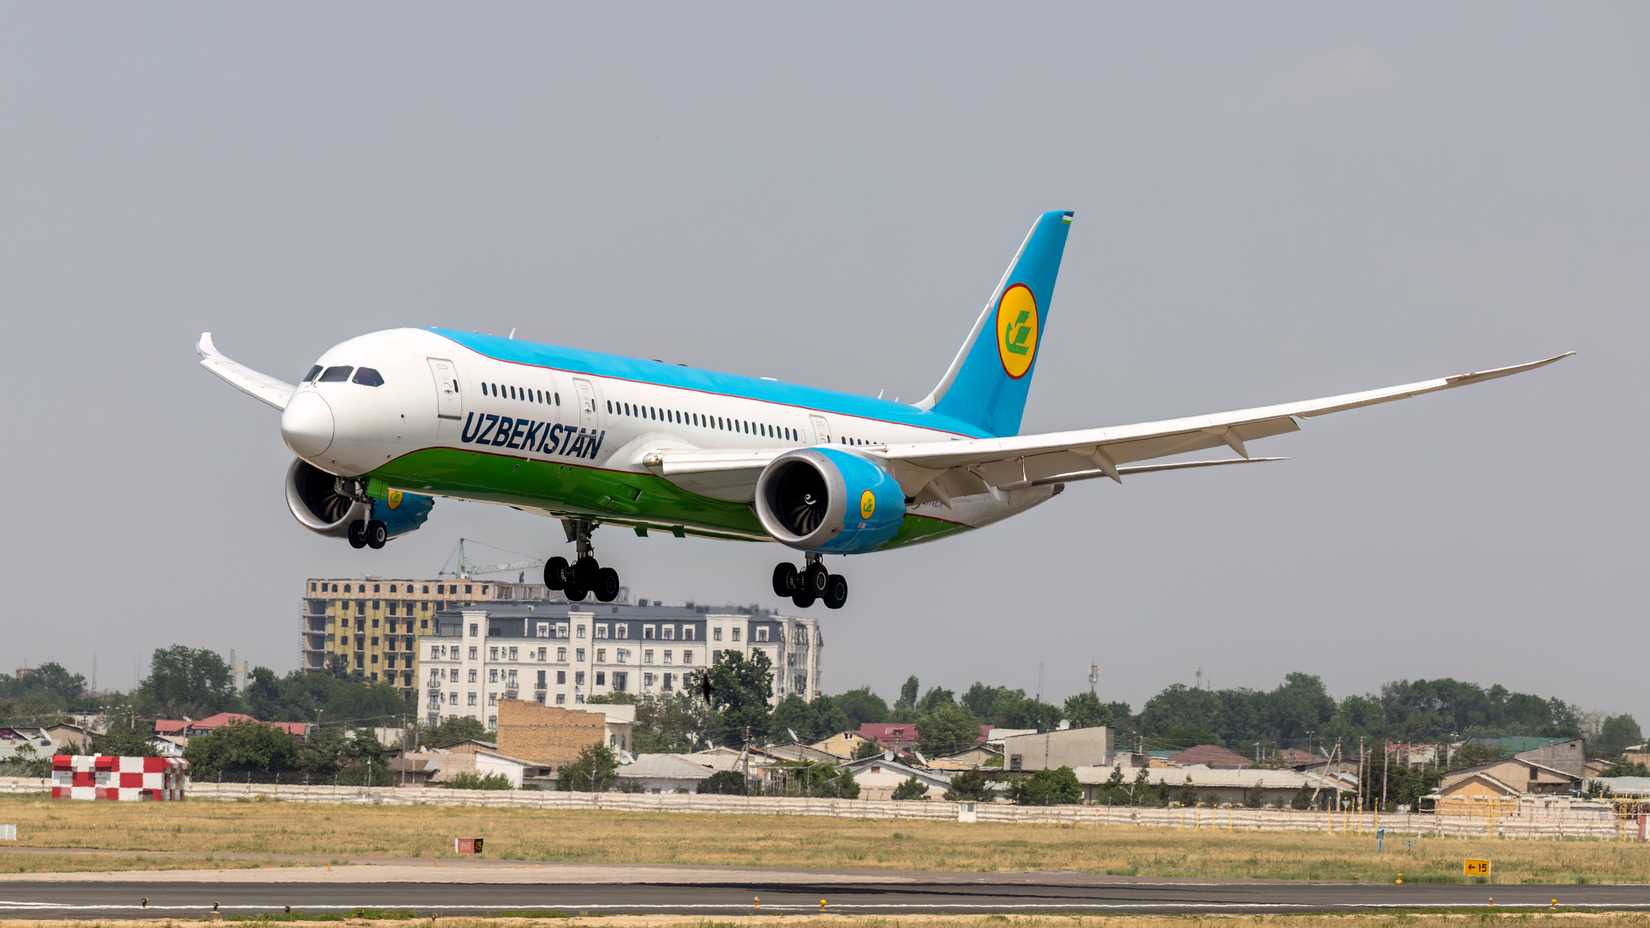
[352, 367, 384, 387]
[303, 365, 323, 382]
[318, 366, 353, 383]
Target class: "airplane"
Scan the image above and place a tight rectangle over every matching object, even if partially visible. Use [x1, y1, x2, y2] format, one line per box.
[198, 210, 1571, 610]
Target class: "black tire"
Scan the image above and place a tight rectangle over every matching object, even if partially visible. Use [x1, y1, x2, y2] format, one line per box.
[805, 562, 829, 593]
[824, 573, 848, 610]
[366, 521, 388, 549]
[791, 588, 816, 609]
[544, 556, 569, 590]
[595, 567, 620, 603]
[347, 521, 367, 549]
[772, 563, 798, 597]
[564, 583, 588, 602]
[574, 556, 600, 589]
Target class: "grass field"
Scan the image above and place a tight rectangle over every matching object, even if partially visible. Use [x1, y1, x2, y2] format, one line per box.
[1, 795, 1646, 883]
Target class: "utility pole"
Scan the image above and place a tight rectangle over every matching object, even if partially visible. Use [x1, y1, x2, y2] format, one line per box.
[1357, 737, 1366, 811]
[1381, 740, 1390, 811]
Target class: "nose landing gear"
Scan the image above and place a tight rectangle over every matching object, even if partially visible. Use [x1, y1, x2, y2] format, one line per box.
[543, 519, 621, 603]
[773, 553, 848, 609]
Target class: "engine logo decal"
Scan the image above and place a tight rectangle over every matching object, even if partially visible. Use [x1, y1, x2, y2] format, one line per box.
[995, 283, 1038, 379]
[387, 488, 403, 510]
[859, 489, 877, 520]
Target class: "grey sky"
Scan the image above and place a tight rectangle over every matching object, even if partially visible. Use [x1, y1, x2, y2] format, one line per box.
[2, 4, 1644, 723]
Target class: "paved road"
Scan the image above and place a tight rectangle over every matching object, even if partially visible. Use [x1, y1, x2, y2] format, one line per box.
[2, 879, 1648, 917]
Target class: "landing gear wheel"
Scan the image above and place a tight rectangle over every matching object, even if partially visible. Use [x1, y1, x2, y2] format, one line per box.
[544, 556, 569, 590]
[804, 561, 829, 594]
[823, 574, 849, 610]
[772, 563, 799, 597]
[574, 556, 600, 589]
[365, 520, 388, 549]
[564, 583, 588, 602]
[595, 567, 621, 603]
[347, 520, 368, 549]
[791, 588, 816, 609]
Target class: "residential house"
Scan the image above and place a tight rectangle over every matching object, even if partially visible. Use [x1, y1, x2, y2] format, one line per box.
[858, 723, 920, 752]
[840, 756, 952, 800]
[41, 723, 92, 753]
[811, 730, 873, 760]
[617, 754, 716, 793]
[928, 745, 1001, 771]
[495, 700, 633, 780]
[0, 728, 52, 763]
[757, 743, 841, 765]
[1433, 756, 1581, 814]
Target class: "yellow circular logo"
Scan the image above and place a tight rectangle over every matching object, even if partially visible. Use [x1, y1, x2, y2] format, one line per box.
[995, 283, 1038, 379]
[386, 488, 403, 510]
[859, 489, 876, 520]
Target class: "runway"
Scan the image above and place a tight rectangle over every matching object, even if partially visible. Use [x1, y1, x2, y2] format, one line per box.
[3, 878, 1649, 917]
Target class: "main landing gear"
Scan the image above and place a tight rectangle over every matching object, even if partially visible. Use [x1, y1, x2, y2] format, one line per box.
[773, 553, 848, 610]
[544, 518, 621, 603]
[347, 519, 388, 550]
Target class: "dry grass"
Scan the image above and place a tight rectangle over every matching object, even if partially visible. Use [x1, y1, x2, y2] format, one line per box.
[3, 911, 1650, 918]
[1, 795, 1645, 883]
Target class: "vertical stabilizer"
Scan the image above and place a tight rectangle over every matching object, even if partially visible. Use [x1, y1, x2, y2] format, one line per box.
[915, 210, 1072, 436]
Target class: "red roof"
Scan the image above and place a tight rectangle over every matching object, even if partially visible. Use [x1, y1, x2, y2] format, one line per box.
[155, 714, 307, 737]
[190, 712, 257, 731]
[268, 722, 310, 737]
[858, 723, 919, 745]
[1169, 744, 1254, 769]
[153, 720, 187, 735]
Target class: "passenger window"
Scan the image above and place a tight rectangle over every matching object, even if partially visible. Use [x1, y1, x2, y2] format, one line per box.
[303, 365, 323, 382]
[352, 368, 384, 387]
[319, 366, 353, 383]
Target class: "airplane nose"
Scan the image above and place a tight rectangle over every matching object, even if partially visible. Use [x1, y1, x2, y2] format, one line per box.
[281, 392, 335, 457]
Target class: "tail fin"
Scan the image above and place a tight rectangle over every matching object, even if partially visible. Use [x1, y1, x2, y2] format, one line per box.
[916, 210, 1073, 436]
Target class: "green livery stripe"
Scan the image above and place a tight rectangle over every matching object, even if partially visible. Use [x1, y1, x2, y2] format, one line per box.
[366, 447, 968, 550]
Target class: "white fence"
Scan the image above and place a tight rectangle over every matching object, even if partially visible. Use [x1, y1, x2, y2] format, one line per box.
[1, 776, 1641, 840]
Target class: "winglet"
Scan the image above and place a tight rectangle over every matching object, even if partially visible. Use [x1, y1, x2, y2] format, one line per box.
[197, 331, 219, 360]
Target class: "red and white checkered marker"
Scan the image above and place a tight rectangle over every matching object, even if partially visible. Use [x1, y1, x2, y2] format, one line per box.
[51, 755, 188, 801]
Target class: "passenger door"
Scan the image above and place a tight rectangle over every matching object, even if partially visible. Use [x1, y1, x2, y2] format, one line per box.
[573, 378, 600, 431]
[427, 358, 462, 420]
[809, 414, 831, 445]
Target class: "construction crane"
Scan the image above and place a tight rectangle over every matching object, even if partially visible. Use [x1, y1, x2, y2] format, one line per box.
[437, 538, 544, 580]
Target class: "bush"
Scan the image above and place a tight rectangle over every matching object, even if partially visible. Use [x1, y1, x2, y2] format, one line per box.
[699, 769, 749, 795]
[446, 772, 513, 790]
[557, 744, 619, 792]
[943, 769, 992, 802]
[1008, 767, 1081, 806]
[891, 775, 929, 800]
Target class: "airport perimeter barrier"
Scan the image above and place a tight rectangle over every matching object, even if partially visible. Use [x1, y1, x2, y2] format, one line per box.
[0, 776, 1640, 840]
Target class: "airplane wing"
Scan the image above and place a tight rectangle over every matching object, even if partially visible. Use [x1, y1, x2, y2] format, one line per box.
[196, 332, 296, 411]
[642, 352, 1572, 503]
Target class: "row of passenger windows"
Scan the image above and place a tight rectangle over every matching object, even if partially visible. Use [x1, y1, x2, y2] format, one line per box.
[606, 399, 800, 442]
[304, 365, 384, 387]
[481, 381, 561, 406]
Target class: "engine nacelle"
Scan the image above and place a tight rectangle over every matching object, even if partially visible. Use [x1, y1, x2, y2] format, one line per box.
[284, 459, 433, 540]
[754, 448, 905, 553]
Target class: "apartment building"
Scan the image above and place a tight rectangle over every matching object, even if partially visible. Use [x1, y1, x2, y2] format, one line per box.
[416, 601, 822, 729]
[300, 577, 552, 689]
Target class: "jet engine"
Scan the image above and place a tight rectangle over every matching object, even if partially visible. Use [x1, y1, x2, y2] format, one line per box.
[284, 459, 433, 541]
[753, 448, 904, 553]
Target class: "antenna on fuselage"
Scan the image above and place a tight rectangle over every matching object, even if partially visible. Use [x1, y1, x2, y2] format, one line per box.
[508, 328, 517, 340]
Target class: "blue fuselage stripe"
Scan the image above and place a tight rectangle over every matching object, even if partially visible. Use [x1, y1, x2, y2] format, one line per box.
[428, 327, 992, 438]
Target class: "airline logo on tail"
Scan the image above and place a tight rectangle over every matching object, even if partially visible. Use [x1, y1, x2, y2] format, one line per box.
[996, 283, 1039, 379]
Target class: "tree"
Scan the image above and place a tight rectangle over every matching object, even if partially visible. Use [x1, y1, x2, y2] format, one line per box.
[424, 716, 487, 749]
[446, 772, 512, 790]
[1594, 715, 1643, 759]
[244, 667, 285, 720]
[699, 769, 749, 795]
[1131, 766, 1152, 805]
[916, 702, 980, 756]
[137, 646, 241, 718]
[558, 744, 619, 792]
[915, 686, 956, 717]
[770, 694, 851, 744]
[1009, 767, 1081, 806]
[1176, 774, 1199, 807]
[632, 693, 713, 753]
[1098, 765, 1128, 805]
[183, 721, 298, 780]
[1063, 692, 1131, 730]
[696, 650, 774, 747]
[893, 676, 920, 719]
[1447, 742, 1509, 771]
[1602, 761, 1650, 777]
[834, 687, 890, 727]
[0, 662, 88, 710]
[853, 739, 884, 760]
[891, 775, 929, 800]
[943, 769, 993, 802]
[89, 717, 157, 757]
